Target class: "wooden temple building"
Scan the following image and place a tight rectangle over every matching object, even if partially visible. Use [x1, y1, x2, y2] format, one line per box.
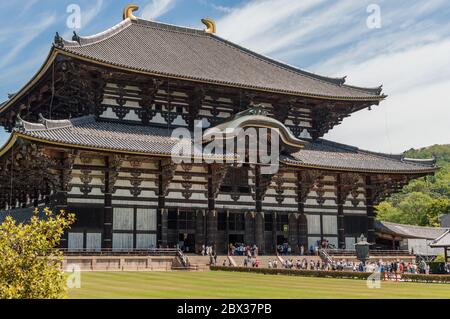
[0, 7, 438, 254]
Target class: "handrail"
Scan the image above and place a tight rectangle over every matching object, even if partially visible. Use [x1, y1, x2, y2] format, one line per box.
[319, 248, 333, 264]
[177, 249, 190, 267]
[276, 252, 285, 264]
[227, 255, 237, 267]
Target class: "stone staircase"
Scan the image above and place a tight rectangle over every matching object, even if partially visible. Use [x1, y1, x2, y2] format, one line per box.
[185, 254, 323, 271]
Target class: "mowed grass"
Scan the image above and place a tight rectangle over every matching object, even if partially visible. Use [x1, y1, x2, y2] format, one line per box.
[68, 271, 450, 299]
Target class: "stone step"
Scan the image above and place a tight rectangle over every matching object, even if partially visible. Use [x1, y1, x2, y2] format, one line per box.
[186, 255, 323, 269]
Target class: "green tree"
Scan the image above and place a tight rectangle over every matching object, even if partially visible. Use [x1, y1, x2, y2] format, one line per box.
[396, 192, 433, 226]
[0, 208, 75, 299]
[374, 201, 403, 223]
[376, 144, 450, 227]
[427, 198, 450, 227]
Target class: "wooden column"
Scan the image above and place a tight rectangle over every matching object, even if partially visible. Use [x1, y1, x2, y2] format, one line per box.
[56, 153, 70, 249]
[161, 208, 168, 247]
[296, 171, 308, 249]
[195, 210, 205, 253]
[254, 165, 266, 253]
[207, 210, 217, 248]
[255, 212, 265, 255]
[365, 175, 375, 244]
[103, 156, 113, 249]
[244, 212, 255, 245]
[336, 174, 345, 249]
[206, 164, 217, 248]
[272, 211, 277, 253]
[298, 213, 308, 250]
[158, 159, 167, 247]
[255, 165, 262, 213]
[225, 210, 230, 252]
[288, 213, 299, 252]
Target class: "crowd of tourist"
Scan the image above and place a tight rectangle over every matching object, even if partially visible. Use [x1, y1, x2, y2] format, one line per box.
[203, 241, 450, 277]
[277, 239, 336, 256]
[228, 256, 442, 277]
[200, 245, 215, 257]
[228, 243, 259, 257]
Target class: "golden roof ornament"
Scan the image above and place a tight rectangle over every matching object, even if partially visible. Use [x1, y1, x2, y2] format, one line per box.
[201, 18, 216, 34]
[123, 4, 139, 21]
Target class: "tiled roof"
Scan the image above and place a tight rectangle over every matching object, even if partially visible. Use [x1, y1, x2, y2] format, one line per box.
[17, 115, 209, 157]
[375, 221, 448, 240]
[14, 116, 437, 174]
[282, 140, 437, 173]
[430, 230, 450, 247]
[57, 19, 384, 101]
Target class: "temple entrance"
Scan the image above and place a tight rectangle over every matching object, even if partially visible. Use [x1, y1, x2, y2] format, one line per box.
[178, 233, 195, 253]
[277, 235, 288, 245]
[229, 234, 245, 246]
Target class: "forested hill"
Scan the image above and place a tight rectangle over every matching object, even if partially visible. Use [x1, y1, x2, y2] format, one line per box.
[375, 144, 450, 227]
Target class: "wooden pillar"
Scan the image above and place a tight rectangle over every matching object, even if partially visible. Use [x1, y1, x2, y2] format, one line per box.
[288, 213, 298, 252]
[206, 164, 217, 249]
[272, 211, 277, 253]
[255, 212, 265, 255]
[297, 172, 308, 249]
[244, 212, 255, 245]
[298, 213, 308, 250]
[57, 153, 70, 249]
[158, 160, 166, 247]
[336, 174, 345, 249]
[161, 208, 168, 247]
[195, 210, 204, 253]
[225, 210, 230, 252]
[254, 164, 266, 253]
[365, 175, 375, 244]
[255, 165, 262, 213]
[103, 156, 113, 249]
[320, 213, 324, 241]
[132, 207, 137, 249]
[207, 210, 217, 248]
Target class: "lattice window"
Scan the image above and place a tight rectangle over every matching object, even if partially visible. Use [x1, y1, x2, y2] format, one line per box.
[220, 166, 250, 194]
[264, 213, 273, 231]
[276, 214, 289, 232]
[229, 213, 245, 231]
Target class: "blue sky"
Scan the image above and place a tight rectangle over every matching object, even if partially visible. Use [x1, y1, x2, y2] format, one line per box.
[1, 0, 449, 153]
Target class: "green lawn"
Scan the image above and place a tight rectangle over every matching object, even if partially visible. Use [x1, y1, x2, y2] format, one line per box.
[68, 271, 450, 299]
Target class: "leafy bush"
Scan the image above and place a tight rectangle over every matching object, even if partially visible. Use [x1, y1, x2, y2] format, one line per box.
[433, 255, 445, 262]
[0, 208, 75, 299]
[210, 266, 450, 283]
[428, 262, 446, 274]
[402, 273, 450, 283]
[210, 266, 372, 280]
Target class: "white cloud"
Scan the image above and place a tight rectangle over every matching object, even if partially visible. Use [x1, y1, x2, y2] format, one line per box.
[215, 0, 450, 153]
[323, 39, 450, 153]
[23, 0, 39, 11]
[141, 0, 176, 20]
[0, 14, 56, 69]
[82, 0, 104, 28]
